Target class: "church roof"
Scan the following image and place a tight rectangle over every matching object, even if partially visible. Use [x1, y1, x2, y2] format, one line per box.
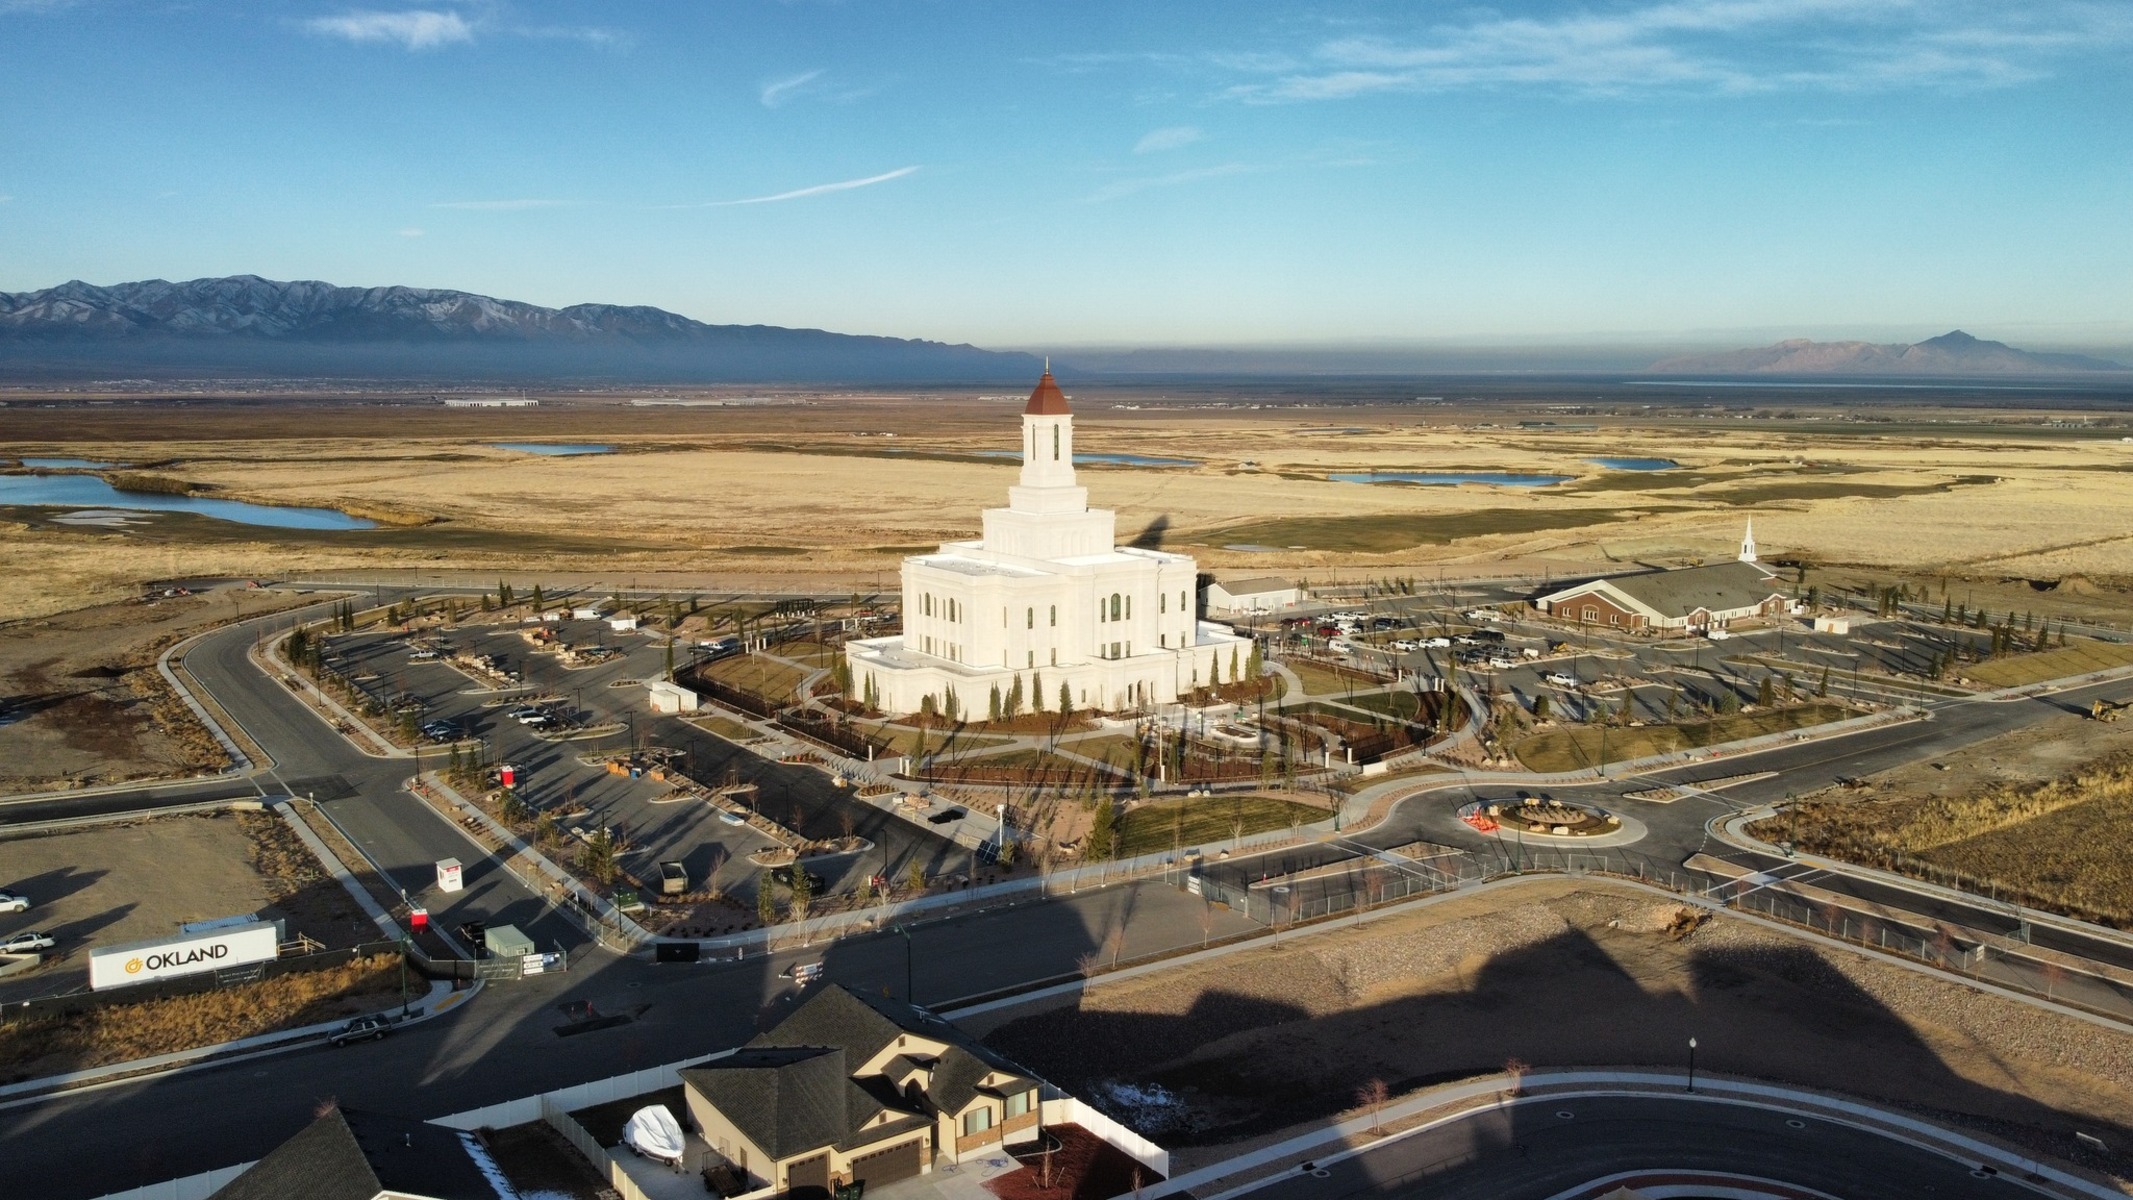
[1024, 370, 1071, 416]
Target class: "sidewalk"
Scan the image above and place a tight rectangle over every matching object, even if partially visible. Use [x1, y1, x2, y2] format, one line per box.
[1167, 1069, 2122, 1200]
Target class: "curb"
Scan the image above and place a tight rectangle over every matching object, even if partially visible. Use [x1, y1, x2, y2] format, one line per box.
[0, 976, 473, 1109]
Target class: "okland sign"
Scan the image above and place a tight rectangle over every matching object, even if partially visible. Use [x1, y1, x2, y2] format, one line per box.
[88, 919, 283, 990]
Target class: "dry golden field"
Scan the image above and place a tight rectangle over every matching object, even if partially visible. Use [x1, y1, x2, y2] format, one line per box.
[6, 392, 2133, 619]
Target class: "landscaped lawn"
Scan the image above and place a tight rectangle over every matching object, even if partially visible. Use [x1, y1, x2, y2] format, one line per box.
[1512, 702, 1852, 772]
[702, 653, 812, 701]
[1961, 638, 2133, 689]
[1115, 793, 1328, 858]
[854, 722, 1014, 758]
[1286, 660, 1382, 697]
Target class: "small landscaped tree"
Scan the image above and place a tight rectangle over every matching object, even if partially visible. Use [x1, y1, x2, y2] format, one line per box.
[1059, 682, 1074, 719]
[788, 866, 812, 924]
[1088, 796, 1117, 860]
[757, 873, 779, 926]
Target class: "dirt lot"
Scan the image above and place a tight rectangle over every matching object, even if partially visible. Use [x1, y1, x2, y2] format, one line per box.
[977, 879, 2133, 1176]
[1760, 714, 2133, 926]
[0, 808, 375, 1000]
[0, 584, 312, 791]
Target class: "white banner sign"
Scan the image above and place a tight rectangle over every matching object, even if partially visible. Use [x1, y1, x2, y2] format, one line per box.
[89, 921, 281, 990]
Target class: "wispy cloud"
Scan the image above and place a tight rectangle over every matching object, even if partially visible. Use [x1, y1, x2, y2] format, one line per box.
[691, 166, 921, 207]
[430, 198, 578, 210]
[304, 10, 473, 51]
[518, 25, 632, 50]
[1134, 126, 1203, 154]
[1203, 0, 2133, 101]
[761, 69, 826, 108]
[1084, 163, 1257, 204]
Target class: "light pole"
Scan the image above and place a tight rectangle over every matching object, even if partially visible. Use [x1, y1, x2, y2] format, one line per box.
[895, 924, 914, 1005]
[1687, 1036, 1698, 1092]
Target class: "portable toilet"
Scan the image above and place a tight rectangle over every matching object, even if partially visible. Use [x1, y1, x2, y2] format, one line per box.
[484, 924, 535, 960]
[436, 858, 463, 893]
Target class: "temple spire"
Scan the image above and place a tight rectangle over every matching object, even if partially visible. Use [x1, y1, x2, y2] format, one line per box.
[1739, 519, 1757, 563]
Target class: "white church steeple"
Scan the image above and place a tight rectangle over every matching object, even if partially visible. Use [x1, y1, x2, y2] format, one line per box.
[1739, 519, 1757, 563]
[1018, 366, 1077, 492]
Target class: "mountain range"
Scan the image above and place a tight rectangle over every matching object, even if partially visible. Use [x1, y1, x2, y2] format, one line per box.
[0, 276, 1040, 382]
[1647, 330, 2125, 375]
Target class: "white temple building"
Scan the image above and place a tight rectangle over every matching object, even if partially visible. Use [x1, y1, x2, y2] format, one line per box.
[846, 370, 1251, 717]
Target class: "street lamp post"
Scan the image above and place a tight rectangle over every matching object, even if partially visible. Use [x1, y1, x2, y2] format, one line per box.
[895, 924, 914, 1005]
[1687, 1036, 1699, 1092]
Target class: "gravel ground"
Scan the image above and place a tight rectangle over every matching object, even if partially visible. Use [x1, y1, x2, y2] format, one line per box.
[982, 879, 2133, 1177]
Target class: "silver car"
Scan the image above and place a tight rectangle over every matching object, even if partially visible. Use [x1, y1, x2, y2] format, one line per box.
[1, 930, 55, 954]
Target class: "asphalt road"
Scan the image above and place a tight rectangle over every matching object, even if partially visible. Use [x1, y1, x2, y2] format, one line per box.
[1245, 1094, 2029, 1200]
[4, 584, 2127, 1198]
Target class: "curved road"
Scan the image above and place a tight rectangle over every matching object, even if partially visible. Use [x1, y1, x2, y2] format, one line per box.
[2, 590, 2126, 1197]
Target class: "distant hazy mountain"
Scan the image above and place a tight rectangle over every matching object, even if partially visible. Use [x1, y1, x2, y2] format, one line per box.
[1648, 330, 2126, 375]
[0, 276, 1041, 382]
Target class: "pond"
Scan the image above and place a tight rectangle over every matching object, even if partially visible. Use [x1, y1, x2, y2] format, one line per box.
[1588, 457, 1680, 471]
[0, 474, 376, 530]
[15, 457, 123, 469]
[1329, 471, 1570, 487]
[487, 442, 614, 456]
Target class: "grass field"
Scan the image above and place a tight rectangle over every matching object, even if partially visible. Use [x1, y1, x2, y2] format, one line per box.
[1337, 689, 1442, 722]
[1513, 702, 1852, 772]
[1960, 638, 2133, 689]
[1115, 793, 1326, 858]
[701, 653, 812, 701]
[855, 722, 1014, 758]
[688, 715, 765, 743]
[1286, 660, 1384, 697]
[1755, 751, 2133, 927]
[1204, 507, 1651, 554]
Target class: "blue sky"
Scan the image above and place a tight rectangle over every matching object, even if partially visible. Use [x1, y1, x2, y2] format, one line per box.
[2, 0, 2129, 350]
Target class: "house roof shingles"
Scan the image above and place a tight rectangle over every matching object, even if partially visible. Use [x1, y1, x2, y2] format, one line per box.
[209, 1108, 503, 1200]
[686, 986, 1037, 1163]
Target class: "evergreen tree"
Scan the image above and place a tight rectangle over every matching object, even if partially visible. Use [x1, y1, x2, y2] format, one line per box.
[530, 584, 545, 612]
[1758, 675, 1776, 708]
[1059, 682, 1073, 717]
[988, 685, 1002, 722]
[1534, 693, 1552, 720]
[1008, 674, 1024, 716]
[499, 580, 513, 606]
[1817, 666, 1830, 697]
[664, 640, 676, 682]
[1088, 796, 1117, 861]
[788, 864, 813, 923]
[1942, 597, 1953, 624]
[1031, 671, 1045, 712]
[1229, 646, 1241, 684]
[757, 875, 778, 926]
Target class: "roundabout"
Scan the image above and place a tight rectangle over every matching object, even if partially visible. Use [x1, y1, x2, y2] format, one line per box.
[1452, 796, 1650, 849]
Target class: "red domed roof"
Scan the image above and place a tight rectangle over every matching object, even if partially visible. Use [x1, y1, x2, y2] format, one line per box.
[1024, 370, 1071, 416]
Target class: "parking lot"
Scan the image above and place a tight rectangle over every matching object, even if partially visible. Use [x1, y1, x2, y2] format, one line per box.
[1250, 588, 1992, 729]
[321, 613, 963, 907]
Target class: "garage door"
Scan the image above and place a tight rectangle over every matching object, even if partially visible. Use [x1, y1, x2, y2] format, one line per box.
[786, 1152, 831, 1200]
[847, 1138, 924, 1190]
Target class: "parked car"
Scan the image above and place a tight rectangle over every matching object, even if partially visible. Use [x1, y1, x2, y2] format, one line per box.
[1389, 640, 1418, 652]
[0, 891, 28, 914]
[770, 865, 827, 893]
[718, 810, 748, 826]
[1705, 629, 1732, 640]
[329, 1015, 394, 1046]
[1544, 672, 1581, 688]
[0, 931, 55, 954]
[1421, 636, 1452, 648]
